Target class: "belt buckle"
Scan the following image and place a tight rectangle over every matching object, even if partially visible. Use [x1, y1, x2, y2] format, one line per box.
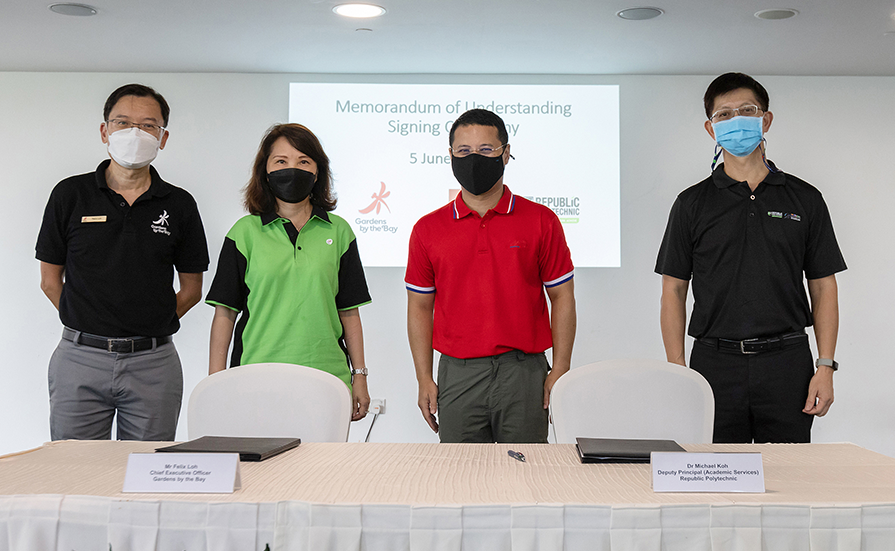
[108, 338, 135, 353]
[740, 339, 760, 355]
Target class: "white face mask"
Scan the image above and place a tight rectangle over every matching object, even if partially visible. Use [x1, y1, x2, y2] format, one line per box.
[106, 126, 161, 169]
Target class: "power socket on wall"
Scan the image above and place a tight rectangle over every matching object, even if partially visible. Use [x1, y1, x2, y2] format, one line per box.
[370, 398, 386, 415]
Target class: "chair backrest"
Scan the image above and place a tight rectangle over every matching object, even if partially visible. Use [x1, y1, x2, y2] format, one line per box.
[188, 363, 352, 442]
[550, 358, 714, 444]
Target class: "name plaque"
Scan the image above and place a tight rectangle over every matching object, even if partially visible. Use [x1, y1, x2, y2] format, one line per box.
[651, 452, 764, 493]
[122, 453, 241, 493]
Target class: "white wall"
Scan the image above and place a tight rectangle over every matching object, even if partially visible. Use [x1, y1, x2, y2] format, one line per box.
[0, 73, 890, 456]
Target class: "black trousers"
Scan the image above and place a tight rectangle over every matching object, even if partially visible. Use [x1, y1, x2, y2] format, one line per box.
[690, 337, 815, 443]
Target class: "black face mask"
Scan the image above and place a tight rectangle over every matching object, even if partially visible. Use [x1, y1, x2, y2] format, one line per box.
[451, 153, 505, 196]
[266, 168, 316, 204]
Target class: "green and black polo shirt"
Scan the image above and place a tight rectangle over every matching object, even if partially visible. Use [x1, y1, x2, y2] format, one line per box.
[206, 208, 371, 386]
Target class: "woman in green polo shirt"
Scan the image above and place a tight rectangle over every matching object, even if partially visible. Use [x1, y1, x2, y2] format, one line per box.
[206, 123, 373, 420]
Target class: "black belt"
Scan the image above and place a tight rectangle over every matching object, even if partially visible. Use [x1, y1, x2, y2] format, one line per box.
[698, 331, 806, 355]
[62, 327, 171, 353]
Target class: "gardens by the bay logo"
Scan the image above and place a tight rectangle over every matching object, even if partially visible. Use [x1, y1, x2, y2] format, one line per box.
[356, 181, 398, 234]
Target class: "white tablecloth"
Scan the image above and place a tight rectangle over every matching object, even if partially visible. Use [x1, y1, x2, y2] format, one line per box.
[1, 441, 894, 550]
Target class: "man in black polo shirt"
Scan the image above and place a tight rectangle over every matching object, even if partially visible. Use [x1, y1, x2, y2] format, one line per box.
[36, 84, 209, 441]
[656, 73, 846, 443]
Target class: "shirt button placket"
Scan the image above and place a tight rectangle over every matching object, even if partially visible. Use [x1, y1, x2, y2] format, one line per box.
[121, 201, 134, 233]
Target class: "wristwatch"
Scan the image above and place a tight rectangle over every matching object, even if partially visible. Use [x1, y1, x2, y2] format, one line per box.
[815, 358, 838, 371]
[350, 368, 368, 376]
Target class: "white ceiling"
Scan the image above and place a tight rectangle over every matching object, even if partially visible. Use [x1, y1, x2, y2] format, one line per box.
[2, 0, 894, 75]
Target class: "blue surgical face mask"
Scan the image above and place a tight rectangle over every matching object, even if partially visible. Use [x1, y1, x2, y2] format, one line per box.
[712, 115, 763, 157]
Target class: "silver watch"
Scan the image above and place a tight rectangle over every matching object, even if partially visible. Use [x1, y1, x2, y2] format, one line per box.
[815, 358, 838, 371]
[350, 368, 368, 376]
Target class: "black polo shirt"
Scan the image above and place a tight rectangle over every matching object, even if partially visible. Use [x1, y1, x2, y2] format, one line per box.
[655, 163, 846, 340]
[36, 160, 209, 337]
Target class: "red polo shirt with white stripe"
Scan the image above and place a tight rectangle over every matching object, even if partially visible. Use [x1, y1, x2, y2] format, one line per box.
[405, 186, 574, 358]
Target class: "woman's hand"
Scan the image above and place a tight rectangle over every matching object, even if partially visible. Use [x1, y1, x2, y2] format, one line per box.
[351, 374, 371, 420]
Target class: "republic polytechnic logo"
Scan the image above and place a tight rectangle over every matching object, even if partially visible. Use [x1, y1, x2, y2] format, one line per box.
[523, 195, 581, 224]
[768, 211, 801, 222]
[151, 210, 171, 235]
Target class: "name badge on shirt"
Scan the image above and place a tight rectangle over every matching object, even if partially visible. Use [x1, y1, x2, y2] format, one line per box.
[81, 215, 107, 223]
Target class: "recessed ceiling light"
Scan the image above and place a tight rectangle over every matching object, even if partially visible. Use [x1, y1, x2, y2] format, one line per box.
[617, 7, 664, 21]
[48, 3, 98, 16]
[333, 4, 386, 18]
[754, 8, 799, 20]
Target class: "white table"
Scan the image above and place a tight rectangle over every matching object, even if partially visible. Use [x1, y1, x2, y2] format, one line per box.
[1, 440, 894, 550]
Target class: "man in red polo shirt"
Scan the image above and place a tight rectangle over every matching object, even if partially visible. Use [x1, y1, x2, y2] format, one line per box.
[406, 109, 576, 443]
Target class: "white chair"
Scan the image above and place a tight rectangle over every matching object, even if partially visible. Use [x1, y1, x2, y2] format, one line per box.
[550, 358, 714, 444]
[188, 363, 352, 442]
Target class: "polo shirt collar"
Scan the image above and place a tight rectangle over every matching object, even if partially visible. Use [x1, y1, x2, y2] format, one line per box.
[712, 161, 785, 189]
[452, 186, 516, 220]
[94, 159, 172, 198]
[261, 205, 332, 226]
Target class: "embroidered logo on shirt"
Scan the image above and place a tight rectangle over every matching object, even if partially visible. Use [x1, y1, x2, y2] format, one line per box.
[767, 211, 800, 222]
[151, 210, 171, 235]
[326, 239, 333, 245]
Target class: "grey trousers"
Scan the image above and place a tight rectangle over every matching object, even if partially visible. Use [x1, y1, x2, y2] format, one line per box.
[437, 350, 550, 443]
[48, 331, 183, 441]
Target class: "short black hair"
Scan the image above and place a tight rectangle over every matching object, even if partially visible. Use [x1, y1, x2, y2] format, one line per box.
[449, 109, 509, 146]
[703, 73, 769, 119]
[103, 84, 170, 127]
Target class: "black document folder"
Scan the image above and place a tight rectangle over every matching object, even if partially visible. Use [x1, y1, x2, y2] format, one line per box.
[156, 436, 301, 462]
[576, 437, 685, 463]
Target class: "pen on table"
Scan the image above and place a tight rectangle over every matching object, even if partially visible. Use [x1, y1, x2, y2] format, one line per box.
[508, 450, 525, 462]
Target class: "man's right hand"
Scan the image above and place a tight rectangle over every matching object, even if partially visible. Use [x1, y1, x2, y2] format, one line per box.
[660, 275, 690, 367]
[407, 290, 438, 433]
[39, 262, 65, 310]
[417, 379, 439, 433]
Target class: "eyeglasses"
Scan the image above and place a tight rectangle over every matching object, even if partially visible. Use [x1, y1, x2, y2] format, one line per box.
[450, 144, 508, 158]
[105, 119, 166, 136]
[709, 105, 762, 123]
